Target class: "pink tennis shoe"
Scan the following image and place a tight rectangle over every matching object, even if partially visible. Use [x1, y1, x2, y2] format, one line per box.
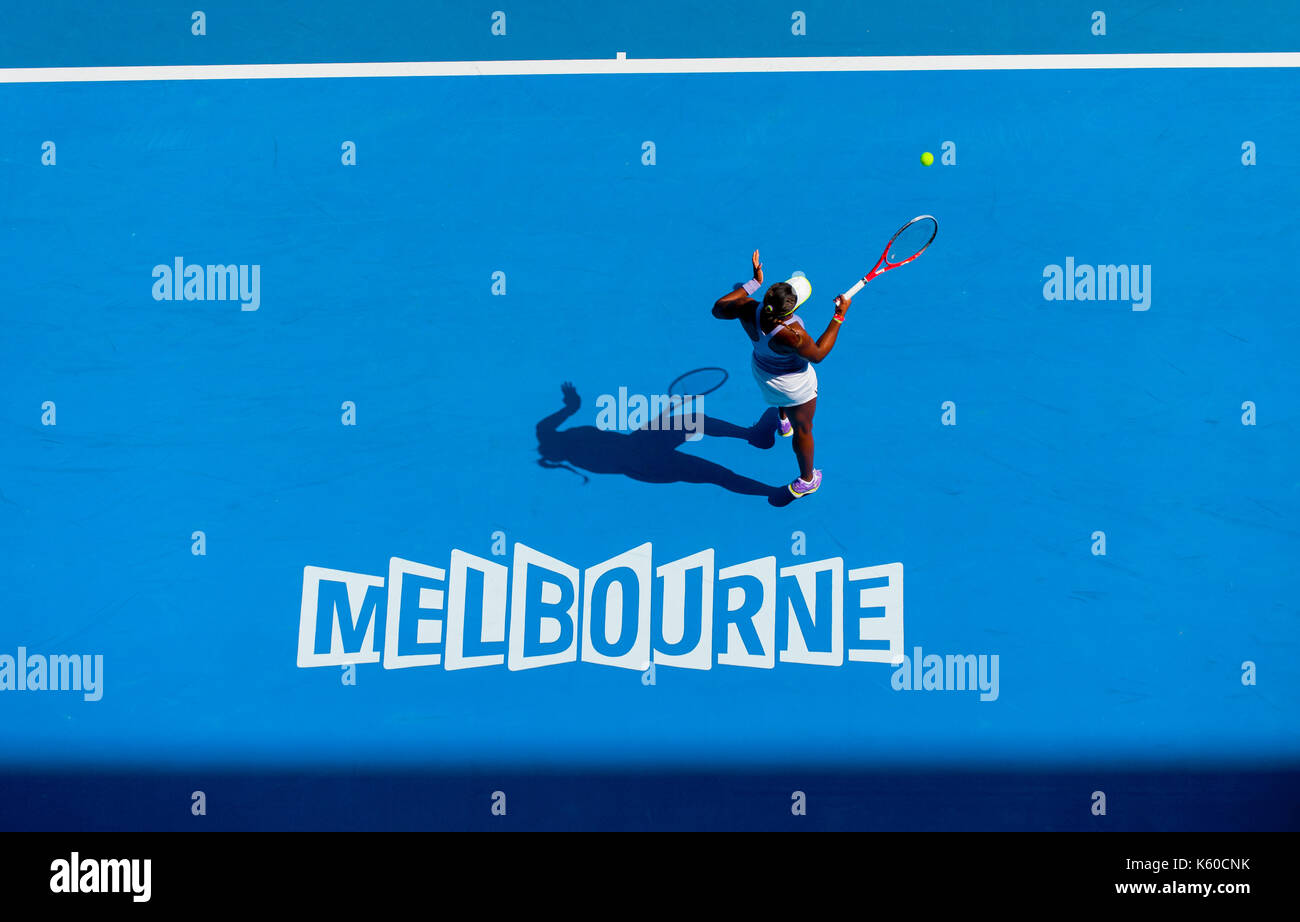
[788, 470, 822, 498]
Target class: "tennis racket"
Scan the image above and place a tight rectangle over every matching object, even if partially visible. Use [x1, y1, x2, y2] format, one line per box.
[839, 214, 938, 300]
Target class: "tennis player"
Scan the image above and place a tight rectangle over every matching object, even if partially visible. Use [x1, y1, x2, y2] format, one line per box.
[712, 250, 850, 498]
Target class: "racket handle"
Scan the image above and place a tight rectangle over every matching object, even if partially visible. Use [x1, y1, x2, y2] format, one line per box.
[840, 279, 866, 300]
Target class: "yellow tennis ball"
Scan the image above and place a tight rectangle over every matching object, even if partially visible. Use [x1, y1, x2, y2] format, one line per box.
[920, 151, 934, 166]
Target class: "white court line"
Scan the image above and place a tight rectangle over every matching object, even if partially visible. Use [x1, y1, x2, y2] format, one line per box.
[1, 52, 1298, 83]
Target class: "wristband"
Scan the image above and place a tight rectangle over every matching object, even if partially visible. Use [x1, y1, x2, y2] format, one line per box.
[741, 278, 761, 296]
[832, 313, 844, 324]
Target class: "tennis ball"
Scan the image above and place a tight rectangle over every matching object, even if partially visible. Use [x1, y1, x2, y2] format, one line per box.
[920, 151, 934, 166]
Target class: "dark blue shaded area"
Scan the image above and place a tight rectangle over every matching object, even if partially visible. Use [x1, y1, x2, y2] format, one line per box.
[2, 769, 1297, 831]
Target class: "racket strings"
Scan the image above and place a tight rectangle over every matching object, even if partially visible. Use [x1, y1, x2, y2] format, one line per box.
[886, 216, 938, 265]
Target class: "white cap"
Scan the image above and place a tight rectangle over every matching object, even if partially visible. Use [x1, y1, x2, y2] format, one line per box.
[786, 275, 812, 308]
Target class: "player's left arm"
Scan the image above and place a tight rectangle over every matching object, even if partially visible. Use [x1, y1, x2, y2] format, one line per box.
[712, 249, 763, 319]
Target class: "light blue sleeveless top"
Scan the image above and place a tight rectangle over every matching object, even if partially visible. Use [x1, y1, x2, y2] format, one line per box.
[752, 302, 809, 375]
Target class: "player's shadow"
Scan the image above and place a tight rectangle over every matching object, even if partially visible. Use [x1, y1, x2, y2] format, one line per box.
[535, 382, 794, 506]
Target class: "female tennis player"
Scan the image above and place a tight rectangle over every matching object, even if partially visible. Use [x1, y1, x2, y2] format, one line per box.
[712, 249, 850, 498]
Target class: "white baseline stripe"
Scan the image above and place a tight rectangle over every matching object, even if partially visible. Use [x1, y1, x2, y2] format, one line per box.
[1, 52, 1298, 83]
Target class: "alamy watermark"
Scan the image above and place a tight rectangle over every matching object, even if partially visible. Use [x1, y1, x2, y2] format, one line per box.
[151, 257, 261, 311]
[50, 853, 150, 902]
[0, 646, 104, 701]
[890, 646, 999, 701]
[594, 387, 703, 440]
[1043, 258, 1151, 311]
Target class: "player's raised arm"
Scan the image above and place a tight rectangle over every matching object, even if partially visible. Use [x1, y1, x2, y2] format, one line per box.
[713, 249, 764, 319]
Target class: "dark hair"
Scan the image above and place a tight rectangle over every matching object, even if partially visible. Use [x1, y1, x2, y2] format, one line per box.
[762, 282, 797, 315]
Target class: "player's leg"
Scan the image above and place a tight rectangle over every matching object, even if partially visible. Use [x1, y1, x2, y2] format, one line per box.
[786, 397, 822, 496]
[788, 397, 816, 478]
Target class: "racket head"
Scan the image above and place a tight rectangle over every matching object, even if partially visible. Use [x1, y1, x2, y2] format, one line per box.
[883, 214, 938, 267]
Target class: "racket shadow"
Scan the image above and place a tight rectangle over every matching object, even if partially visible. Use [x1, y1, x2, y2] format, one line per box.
[535, 382, 794, 506]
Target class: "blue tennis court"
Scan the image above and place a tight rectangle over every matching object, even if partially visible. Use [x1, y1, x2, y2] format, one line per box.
[2, 1, 1297, 830]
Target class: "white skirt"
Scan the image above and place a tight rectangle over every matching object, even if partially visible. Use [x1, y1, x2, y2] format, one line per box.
[751, 358, 818, 408]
